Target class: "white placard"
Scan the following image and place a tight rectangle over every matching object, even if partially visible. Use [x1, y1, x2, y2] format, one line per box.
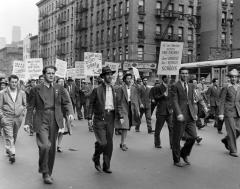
[84, 52, 102, 76]
[67, 68, 77, 79]
[104, 62, 120, 84]
[157, 42, 184, 75]
[12, 60, 26, 81]
[75, 61, 85, 78]
[132, 66, 140, 79]
[55, 59, 68, 78]
[26, 58, 43, 79]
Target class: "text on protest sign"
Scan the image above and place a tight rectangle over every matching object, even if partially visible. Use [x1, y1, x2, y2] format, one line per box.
[55, 59, 68, 78]
[75, 61, 85, 79]
[157, 42, 183, 75]
[26, 58, 43, 79]
[84, 52, 102, 76]
[12, 60, 26, 81]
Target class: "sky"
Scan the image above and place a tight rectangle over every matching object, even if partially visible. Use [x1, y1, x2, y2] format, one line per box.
[0, 0, 39, 43]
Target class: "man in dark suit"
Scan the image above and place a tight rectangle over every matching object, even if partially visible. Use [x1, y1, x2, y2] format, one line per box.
[88, 66, 120, 174]
[149, 79, 160, 115]
[136, 77, 153, 133]
[67, 77, 77, 114]
[171, 67, 197, 167]
[206, 78, 223, 134]
[154, 75, 173, 148]
[24, 66, 74, 184]
[219, 69, 240, 157]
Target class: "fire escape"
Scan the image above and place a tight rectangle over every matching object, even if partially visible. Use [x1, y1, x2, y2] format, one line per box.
[75, 1, 88, 60]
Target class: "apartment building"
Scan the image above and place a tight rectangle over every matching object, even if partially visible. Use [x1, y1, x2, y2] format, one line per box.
[199, 0, 233, 61]
[232, 0, 240, 58]
[37, 0, 76, 67]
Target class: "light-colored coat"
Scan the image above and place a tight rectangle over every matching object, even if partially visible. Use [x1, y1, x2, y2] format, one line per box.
[0, 88, 26, 120]
[116, 84, 141, 129]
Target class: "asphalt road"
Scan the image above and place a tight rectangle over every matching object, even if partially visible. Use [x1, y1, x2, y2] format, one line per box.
[0, 116, 240, 189]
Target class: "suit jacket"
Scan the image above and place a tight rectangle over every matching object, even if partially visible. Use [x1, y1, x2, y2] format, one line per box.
[154, 83, 173, 116]
[172, 81, 197, 121]
[0, 88, 26, 119]
[67, 83, 77, 105]
[139, 85, 151, 108]
[219, 85, 240, 118]
[88, 83, 120, 121]
[116, 84, 141, 129]
[25, 83, 74, 133]
[206, 85, 221, 107]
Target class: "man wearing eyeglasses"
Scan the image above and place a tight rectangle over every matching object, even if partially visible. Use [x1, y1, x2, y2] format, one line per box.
[24, 66, 74, 184]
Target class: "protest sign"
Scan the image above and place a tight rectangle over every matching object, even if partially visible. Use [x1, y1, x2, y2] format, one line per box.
[75, 61, 85, 79]
[12, 60, 26, 81]
[55, 59, 67, 78]
[157, 42, 183, 75]
[84, 52, 102, 76]
[26, 58, 43, 79]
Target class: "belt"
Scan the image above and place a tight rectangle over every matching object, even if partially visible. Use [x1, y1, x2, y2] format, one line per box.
[105, 109, 115, 113]
[44, 107, 54, 111]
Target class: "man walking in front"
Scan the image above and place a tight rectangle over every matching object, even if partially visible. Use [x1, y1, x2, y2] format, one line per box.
[171, 67, 198, 167]
[24, 66, 74, 184]
[88, 66, 120, 173]
[0, 75, 26, 163]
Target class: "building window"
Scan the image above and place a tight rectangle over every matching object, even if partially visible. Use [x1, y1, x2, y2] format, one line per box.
[113, 26, 116, 41]
[96, 31, 99, 45]
[156, 24, 161, 35]
[113, 48, 116, 61]
[101, 9, 105, 23]
[137, 46, 144, 60]
[119, 25, 123, 39]
[188, 28, 193, 41]
[178, 27, 184, 40]
[125, 46, 128, 60]
[138, 0, 145, 12]
[113, 4, 117, 19]
[107, 28, 111, 41]
[101, 30, 104, 43]
[168, 3, 173, 11]
[107, 7, 111, 20]
[119, 2, 123, 16]
[222, 12, 227, 24]
[138, 22, 144, 37]
[97, 11, 100, 24]
[107, 49, 110, 60]
[119, 47, 123, 61]
[221, 32, 226, 44]
[156, 1, 162, 9]
[126, 0, 129, 13]
[188, 6, 193, 15]
[179, 5, 184, 19]
[125, 22, 129, 37]
[167, 26, 173, 38]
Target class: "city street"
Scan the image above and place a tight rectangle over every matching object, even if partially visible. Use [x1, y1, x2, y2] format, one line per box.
[0, 116, 240, 189]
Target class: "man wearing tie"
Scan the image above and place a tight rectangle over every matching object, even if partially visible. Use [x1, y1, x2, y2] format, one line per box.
[219, 69, 240, 157]
[171, 67, 197, 167]
[154, 75, 173, 148]
[88, 66, 120, 173]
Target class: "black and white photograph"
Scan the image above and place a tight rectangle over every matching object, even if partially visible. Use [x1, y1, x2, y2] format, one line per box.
[0, 0, 240, 188]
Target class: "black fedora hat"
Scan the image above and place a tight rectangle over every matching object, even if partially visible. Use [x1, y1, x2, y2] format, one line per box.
[100, 66, 116, 78]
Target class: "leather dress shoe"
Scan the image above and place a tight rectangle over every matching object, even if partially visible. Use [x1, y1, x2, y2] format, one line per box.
[218, 131, 223, 134]
[155, 145, 162, 149]
[9, 154, 15, 164]
[196, 137, 202, 144]
[229, 152, 239, 157]
[174, 161, 185, 167]
[92, 157, 103, 172]
[42, 173, 53, 184]
[148, 130, 154, 134]
[181, 156, 191, 165]
[120, 144, 128, 151]
[103, 168, 112, 174]
[221, 138, 229, 150]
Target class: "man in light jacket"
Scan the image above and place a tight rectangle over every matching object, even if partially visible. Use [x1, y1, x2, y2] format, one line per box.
[0, 75, 26, 164]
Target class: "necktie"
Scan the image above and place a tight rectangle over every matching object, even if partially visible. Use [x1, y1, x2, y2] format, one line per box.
[184, 82, 187, 95]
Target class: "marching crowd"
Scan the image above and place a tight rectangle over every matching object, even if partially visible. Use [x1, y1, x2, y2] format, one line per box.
[0, 65, 239, 184]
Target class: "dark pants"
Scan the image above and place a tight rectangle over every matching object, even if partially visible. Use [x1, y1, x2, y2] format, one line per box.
[136, 106, 152, 131]
[76, 102, 87, 119]
[172, 109, 197, 163]
[155, 114, 173, 147]
[71, 98, 76, 114]
[210, 106, 224, 131]
[93, 111, 114, 169]
[36, 110, 58, 175]
[151, 102, 157, 116]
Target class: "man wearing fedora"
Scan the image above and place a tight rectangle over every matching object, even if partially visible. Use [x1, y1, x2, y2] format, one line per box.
[88, 66, 121, 173]
[219, 69, 240, 157]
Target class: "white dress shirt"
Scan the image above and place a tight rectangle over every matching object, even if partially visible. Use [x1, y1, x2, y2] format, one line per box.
[9, 88, 17, 102]
[105, 84, 114, 110]
[126, 85, 131, 102]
